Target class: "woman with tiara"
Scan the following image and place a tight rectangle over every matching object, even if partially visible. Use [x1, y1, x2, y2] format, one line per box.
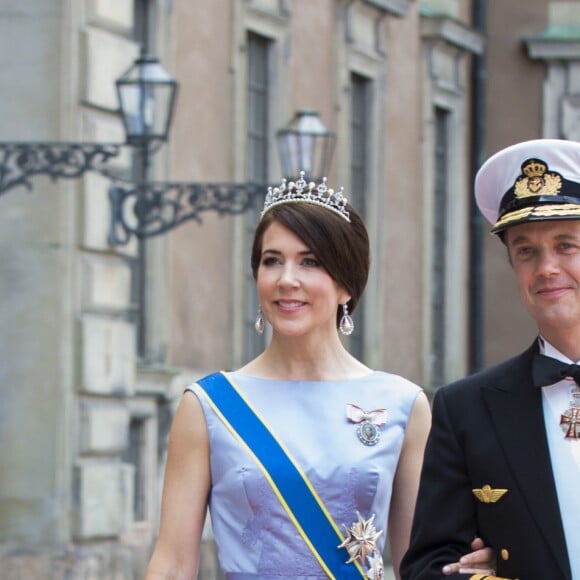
[145, 174, 493, 579]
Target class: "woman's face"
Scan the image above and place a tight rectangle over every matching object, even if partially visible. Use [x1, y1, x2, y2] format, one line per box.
[256, 221, 350, 338]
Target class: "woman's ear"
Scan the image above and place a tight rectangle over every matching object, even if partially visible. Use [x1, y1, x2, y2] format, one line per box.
[340, 291, 352, 306]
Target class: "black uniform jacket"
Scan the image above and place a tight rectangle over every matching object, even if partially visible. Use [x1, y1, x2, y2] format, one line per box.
[400, 342, 572, 580]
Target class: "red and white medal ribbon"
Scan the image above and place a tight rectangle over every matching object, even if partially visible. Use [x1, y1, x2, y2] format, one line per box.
[346, 404, 387, 446]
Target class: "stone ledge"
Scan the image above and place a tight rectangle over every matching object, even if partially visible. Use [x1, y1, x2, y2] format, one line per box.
[0, 541, 139, 580]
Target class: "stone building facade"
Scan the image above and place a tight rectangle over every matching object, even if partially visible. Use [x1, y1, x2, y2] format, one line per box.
[483, 0, 580, 365]
[1, 0, 577, 578]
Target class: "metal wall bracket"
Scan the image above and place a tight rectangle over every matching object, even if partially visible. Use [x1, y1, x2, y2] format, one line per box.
[108, 180, 268, 245]
[0, 142, 121, 194]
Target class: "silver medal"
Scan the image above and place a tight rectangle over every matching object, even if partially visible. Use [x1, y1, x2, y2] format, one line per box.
[356, 421, 381, 446]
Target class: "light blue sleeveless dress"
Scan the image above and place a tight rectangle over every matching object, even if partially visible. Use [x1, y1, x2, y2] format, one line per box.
[188, 370, 421, 579]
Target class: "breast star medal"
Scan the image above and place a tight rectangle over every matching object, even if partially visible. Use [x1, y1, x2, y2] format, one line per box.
[337, 512, 384, 579]
[366, 552, 385, 580]
[560, 385, 580, 440]
[346, 404, 387, 446]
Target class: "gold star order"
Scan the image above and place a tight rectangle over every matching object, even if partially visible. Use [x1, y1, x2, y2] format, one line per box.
[337, 511, 383, 565]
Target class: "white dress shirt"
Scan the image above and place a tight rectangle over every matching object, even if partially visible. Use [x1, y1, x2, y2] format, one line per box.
[539, 337, 580, 579]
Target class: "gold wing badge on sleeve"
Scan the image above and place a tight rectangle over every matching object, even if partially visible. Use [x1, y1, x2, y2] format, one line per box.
[468, 575, 515, 580]
[472, 484, 508, 504]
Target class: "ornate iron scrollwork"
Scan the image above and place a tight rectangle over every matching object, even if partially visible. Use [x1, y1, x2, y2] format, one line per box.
[0, 143, 272, 243]
[108, 180, 267, 245]
[0, 142, 121, 194]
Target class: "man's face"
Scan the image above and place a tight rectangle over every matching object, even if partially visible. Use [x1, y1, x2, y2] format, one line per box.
[506, 219, 580, 341]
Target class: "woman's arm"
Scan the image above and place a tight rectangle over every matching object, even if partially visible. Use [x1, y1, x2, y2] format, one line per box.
[145, 391, 211, 580]
[388, 391, 432, 579]
[388, 393, 495, 579]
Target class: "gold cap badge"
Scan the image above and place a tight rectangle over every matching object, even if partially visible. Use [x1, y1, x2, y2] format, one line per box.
[514, 158, 562, 199]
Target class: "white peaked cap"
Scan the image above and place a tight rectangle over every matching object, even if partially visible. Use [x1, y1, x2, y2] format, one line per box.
[475, 138, 580, 234]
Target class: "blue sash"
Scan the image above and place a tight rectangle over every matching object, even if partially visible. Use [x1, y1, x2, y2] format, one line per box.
[196, 371, 366, 579]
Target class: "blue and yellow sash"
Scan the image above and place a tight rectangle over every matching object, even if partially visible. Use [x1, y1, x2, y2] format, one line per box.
[196, 371, 366, 579]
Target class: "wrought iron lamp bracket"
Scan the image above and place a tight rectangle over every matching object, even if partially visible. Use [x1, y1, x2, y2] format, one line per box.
[107, 179, 268, 245]
[0, 142, 122, 195]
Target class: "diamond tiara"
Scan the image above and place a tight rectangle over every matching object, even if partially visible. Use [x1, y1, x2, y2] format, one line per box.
[261, 171, 351, 222]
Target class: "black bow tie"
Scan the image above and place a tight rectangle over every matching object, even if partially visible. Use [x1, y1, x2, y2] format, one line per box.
[532, 354, 580, 388]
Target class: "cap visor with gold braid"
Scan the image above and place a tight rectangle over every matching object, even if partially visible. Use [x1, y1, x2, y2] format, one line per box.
[475, 139, 580, 235]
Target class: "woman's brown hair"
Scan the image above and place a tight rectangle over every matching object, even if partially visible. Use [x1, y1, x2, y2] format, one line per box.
[251, 202, 370, 327]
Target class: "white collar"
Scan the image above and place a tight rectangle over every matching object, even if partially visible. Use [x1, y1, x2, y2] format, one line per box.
[538, 335, 580, 365]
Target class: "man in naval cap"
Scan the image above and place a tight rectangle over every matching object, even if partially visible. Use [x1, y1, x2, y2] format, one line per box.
[401, 139, 580, 580]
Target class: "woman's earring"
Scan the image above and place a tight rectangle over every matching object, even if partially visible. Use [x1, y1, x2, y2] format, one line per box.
[339, 303, 354, 336]
[254, 306, 265, 334]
